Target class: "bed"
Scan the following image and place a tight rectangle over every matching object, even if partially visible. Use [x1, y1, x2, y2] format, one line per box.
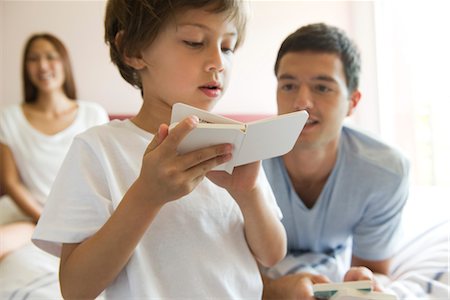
[267, 186, 449, 299]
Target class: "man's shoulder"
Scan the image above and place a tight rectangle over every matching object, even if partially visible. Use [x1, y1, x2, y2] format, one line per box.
[341, 126, 409, 177]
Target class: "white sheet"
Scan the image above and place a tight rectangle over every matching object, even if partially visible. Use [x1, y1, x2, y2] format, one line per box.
[0, 243, 62, 300]
[378, 186, 449, 299]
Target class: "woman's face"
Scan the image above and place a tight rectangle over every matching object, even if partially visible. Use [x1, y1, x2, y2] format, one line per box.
[26, 38, 65, 95]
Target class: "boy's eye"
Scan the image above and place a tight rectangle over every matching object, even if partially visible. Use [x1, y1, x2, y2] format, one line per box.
[221, 47, 234, 54]
[183, 41, 203, 48]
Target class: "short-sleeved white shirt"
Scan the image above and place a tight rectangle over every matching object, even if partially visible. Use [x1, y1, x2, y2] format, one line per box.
[0, 101, 109, 204]
[33, 119, 281, 299]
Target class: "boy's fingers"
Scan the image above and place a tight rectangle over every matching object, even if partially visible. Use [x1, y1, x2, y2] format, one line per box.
[165, 116, 199, 149]
[184, 144, 232, 170]
[157, 124, 169, 144]
[144, 116, 198, 156]
[144, 124, 169, 155]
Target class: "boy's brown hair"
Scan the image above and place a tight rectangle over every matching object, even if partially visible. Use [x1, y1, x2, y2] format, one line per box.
[105, 0, 247, 91]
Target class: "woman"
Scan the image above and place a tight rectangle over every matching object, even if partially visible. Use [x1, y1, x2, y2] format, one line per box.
[0, 33, 109, 259]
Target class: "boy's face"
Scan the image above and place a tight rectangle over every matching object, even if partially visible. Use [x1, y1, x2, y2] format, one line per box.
[276, 51, 360, 150]
[138, 7, 238, 112]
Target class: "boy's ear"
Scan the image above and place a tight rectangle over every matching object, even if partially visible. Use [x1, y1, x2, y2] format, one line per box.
[347, 90, 361, 116]
[123, 55, 147, 70]
[115, 31, 146, 70]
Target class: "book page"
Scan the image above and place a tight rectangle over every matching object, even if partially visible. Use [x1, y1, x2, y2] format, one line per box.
[234, 110, 308, 166]
[172, 125, 245, 174]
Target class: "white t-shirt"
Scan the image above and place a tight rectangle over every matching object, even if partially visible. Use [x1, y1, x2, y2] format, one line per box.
[0, 101, 109, 205]
[33, 119, 281, 299]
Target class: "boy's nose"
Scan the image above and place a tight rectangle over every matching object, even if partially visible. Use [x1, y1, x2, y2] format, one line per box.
[205, 46, 225, 73]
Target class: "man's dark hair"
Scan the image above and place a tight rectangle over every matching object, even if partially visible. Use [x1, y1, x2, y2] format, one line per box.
[274, 23, 361, 92]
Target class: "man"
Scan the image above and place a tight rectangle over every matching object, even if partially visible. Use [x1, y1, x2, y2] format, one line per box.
[262, 23, 409, 299]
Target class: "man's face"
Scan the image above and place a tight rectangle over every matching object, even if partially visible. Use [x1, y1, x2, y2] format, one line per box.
[276, 51, 359, 150]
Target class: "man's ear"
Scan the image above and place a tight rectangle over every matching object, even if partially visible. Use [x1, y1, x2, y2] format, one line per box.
[347, 90, 361, 117]
[115, 31, 147, 70]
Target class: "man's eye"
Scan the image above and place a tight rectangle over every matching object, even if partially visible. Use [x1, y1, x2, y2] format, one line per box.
[315, 85, 332, 93]
[281, 84, 295, 91]
[184, 41, 203, 48]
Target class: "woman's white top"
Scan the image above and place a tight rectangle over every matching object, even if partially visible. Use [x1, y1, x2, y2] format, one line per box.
[0, 101, 109, 204]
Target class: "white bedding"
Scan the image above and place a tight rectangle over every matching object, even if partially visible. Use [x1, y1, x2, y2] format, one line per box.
[0, 243, 62, 300]
[0, 187, 448, 299]
[265, 187, 449, 299]
[380, 186, 450, 299]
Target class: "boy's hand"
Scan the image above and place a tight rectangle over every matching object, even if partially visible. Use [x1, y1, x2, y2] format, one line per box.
[207, 161, 261, 196]
[135, 116, 232, 206]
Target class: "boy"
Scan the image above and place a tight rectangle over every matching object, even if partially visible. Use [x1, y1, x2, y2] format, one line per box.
[32, 1, 286, 299]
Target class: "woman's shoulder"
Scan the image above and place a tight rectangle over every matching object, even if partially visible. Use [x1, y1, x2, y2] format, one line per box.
[77, 100, 107, 113]
[76, 100, 109, 123]
[0, 104, 22, 121]
[0, 103, 21, 113]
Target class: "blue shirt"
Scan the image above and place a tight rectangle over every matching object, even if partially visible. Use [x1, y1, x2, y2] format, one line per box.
[263, 126, 409, 260]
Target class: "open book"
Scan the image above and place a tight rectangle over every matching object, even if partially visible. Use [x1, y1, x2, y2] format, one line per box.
[170, 103, 309, 174]
[313, 281, 397, 300]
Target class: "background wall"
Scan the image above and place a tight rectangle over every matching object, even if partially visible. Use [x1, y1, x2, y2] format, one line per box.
[0, 0, 378, 132]
[0, 1, 4, 102]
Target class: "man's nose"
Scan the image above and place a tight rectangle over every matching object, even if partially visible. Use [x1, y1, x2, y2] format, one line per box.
[294, 85, 313, 110]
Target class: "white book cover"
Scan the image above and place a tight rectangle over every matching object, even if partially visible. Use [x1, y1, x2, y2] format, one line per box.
[170, 103, 309, 174]
[313, 281, 397, 300]
[330, 289, 397, 300]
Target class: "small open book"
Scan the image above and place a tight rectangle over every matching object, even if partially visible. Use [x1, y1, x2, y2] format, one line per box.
[170, 103, 308, 174]
[313, 281, 397, 300]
